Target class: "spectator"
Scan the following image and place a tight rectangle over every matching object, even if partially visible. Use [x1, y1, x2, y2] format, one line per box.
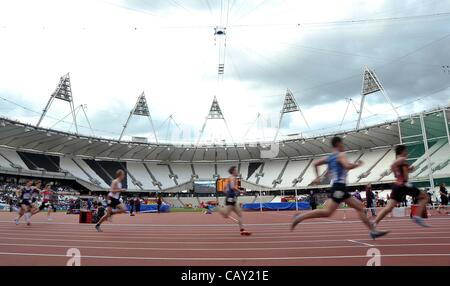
[437, 184, 449, 214]
[309, 190, 317, 210]
[365, 184, 376, 217]
[135, 197, 141, 214]
[129, 197, 135, 216]
[156, 195, 162, 213]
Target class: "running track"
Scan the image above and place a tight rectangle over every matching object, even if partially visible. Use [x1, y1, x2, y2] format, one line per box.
[0, 210, 449, 266]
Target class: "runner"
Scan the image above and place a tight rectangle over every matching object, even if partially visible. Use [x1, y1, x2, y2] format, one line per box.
[95, 169, 127, 232]
[291, 136, 389, 239]
[31, 183, 55, 220]
[30, 180, 42, 217]
[374, 145, 430, 227]
[14, 179, 34, 226]
[217, 166, 251, 236]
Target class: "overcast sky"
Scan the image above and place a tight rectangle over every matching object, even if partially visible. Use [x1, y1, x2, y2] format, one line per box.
[0, 0, 449, 144]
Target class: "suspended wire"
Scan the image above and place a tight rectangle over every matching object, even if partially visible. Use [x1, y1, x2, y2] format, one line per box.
[229, 11, 450, 28]
[256, 30, 450, 99]
[0, 95, 118, 136]
[296, 83, 450, 137]
[167, 0, 194, 14]
[220, 0, 224, 26]
[277, 41, 443, 68]
[204, 0, 213, 16]
[232, 0, 271, 24]
[225, 0, 231, 27]
[100, 0, 162, 18]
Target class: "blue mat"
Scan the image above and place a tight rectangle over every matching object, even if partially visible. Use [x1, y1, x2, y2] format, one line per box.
[243, 202, 310, 211]
[127, 204, 171, 213]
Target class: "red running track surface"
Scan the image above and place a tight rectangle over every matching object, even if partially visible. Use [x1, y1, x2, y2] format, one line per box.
[0, 210, 449, 266]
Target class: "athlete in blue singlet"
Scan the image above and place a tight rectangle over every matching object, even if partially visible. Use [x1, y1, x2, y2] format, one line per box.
[291, 136, 389, 240]
[217, 166, 251, 236]
[14, 179, 34, 226]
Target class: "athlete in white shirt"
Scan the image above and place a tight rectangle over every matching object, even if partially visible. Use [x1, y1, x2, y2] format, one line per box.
[95, 169, 127, 232]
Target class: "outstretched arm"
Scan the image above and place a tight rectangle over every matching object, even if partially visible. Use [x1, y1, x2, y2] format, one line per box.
[338, 153, 362, 170]
[312, 157, 328, 184]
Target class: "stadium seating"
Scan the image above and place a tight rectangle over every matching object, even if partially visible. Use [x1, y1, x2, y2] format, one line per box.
[17, 152, 60, 172]
[0, 148, 28, 169]
[257, 160, 286, 187]
[1, 140, 448, 192]
[148, 163, 176, 189]
[126, 162, 154, 190]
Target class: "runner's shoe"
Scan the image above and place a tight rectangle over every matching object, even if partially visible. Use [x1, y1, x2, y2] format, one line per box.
[412, 216, 430, 228]
[370, 230, 390, 240]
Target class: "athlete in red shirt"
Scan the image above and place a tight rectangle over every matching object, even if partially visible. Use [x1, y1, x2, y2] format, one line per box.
[31, 183, 55, 220]
[374, 145, 429, 228]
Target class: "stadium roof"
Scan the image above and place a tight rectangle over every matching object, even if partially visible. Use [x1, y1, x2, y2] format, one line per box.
[0, 107, 447, 162]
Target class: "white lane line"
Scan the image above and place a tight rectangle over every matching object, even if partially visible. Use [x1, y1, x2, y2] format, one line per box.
[0, 242, 448, 252]
[1, 230, 449, 241]
[348, 240, 374, 247]
[0, 235, 448, 245]
[0, 251, 449, 261]
[0, 217, 448, 227]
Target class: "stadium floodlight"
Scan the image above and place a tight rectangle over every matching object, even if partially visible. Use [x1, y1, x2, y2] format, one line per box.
[357, 66, 399, 129]
[119, 92, 158, 144]
[37, 73, 79, 134]
[274, 89, 310, 142]
[195, 96, 234, 146]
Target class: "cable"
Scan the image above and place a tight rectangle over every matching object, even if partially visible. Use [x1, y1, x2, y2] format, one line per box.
[229, 11, 450, 28]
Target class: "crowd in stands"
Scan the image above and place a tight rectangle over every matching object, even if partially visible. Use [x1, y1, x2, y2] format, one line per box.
[0, 176, 80, 211]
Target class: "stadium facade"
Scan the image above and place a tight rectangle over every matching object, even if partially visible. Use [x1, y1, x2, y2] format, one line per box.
[0, 106, 449, 194]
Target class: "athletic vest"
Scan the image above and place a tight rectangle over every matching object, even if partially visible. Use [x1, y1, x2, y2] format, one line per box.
[394, 163, 408, 185]
[108, 181, 122, 199]
[21, 187, 32, 200]
[226, 176, 237, 198]
[326, 152, 347, 184]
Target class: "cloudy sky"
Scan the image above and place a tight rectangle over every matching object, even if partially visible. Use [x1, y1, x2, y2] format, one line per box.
[0, 0, 449, 144]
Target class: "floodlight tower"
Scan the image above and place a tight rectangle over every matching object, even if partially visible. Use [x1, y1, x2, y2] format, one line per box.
[196, 96, 234, 145]
[357, 66, 399, 129]
[37, 73, 78, 134]
[273, 89, 310, 142]
[119, 92, 158, 143]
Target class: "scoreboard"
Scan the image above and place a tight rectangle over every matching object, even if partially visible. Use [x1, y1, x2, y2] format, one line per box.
[193, 178, 242, 194]
[216, 177, 241, 193]
[193, 180, 217, 194]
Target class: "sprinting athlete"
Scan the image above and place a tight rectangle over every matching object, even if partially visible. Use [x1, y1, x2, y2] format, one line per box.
[374, 145, 429, 227]
[31, 183, 55, 220]
[30, 180, 42, 216]
[291, 136, 389, 239]
[95, 169, 127, 232]
[14, 179, 34, 226]
[217, 166, 251, 236]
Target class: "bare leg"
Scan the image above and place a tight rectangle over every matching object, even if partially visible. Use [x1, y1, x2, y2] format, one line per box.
[15, 205, 26, 224]
[96, 207, 113, 226]
[113, 204, 127, 215]
[291, 199, 339, 230]
[374, 199, 398, 225]
[218, 205, 232, 218]
[344, 197, 374, 231]
[232, 205, 244, 230]
[415, 191, 428, 217]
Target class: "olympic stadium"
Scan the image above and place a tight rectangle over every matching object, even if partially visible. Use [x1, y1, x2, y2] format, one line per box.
[0, 0, 450, 267]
